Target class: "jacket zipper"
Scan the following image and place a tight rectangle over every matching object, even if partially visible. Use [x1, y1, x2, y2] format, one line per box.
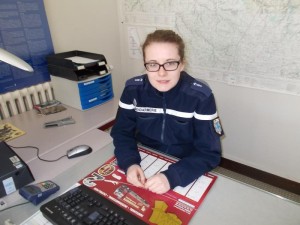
[161, 93, 166, 143]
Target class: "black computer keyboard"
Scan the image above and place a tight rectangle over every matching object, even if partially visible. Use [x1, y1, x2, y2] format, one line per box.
[40, 184, 148, 225]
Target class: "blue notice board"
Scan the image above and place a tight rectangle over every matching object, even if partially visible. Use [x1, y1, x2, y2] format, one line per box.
[0, 0, 54, 94]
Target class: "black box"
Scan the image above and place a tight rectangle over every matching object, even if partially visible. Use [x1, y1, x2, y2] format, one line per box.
[47, 50, 109, 81]
[0, 141, 35, 197]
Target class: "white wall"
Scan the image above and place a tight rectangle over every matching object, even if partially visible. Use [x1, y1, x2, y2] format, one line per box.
[117, 24, 300, 183]
[43, 0, 124, 98]
[43, 0, 300, 183]
[209, 81, 300, 182]
[119, 61, 300, 183]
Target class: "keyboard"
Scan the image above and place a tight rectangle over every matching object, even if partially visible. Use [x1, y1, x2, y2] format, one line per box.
[40, 184, 148, 225]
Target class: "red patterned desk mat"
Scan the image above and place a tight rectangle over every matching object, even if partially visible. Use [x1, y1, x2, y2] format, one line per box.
[79, 146, 217, 225]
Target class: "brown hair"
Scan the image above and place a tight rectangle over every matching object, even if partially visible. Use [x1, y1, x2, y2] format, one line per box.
[142, 30, 185, 62]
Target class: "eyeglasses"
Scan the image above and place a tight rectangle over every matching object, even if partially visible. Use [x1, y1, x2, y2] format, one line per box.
[144, 61, 180, 72]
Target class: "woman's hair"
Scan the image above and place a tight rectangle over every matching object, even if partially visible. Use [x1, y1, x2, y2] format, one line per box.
[142, 29, 185, 62]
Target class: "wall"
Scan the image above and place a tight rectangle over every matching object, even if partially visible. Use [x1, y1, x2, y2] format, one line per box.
[119, 57, 300, 183]
[210, 81, 300, 182]
[43, 0, 124, 98]
[118, 24, 300, 183]
[43, 0, 300, 183]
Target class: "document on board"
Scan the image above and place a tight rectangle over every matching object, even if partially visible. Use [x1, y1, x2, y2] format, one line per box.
[127, 26, 142, 59]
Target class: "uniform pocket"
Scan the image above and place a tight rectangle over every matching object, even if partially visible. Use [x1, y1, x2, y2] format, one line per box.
[136, 114, 162, 141]
[166, 117, 193, 143]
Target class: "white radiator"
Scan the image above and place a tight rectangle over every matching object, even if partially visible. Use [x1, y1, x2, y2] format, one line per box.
[0, 82, 54, 120]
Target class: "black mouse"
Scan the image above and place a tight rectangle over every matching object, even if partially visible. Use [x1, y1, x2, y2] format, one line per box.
[67, 145, 92, 159]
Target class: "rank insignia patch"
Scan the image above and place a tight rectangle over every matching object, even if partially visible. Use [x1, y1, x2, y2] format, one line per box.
[213, 117, 224, 136]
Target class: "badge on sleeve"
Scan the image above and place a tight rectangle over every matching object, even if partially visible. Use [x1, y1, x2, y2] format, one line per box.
[213, 117, 224, 136]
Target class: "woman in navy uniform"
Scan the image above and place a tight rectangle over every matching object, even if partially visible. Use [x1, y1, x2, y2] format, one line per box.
[111, 30, 223, 194]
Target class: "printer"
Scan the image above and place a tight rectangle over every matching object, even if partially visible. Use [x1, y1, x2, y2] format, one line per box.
[0, 141, 35, 197]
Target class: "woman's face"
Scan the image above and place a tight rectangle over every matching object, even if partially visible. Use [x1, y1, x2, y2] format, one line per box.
[144, 42, 184, 92]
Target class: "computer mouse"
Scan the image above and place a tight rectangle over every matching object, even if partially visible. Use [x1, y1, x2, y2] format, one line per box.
[67, 145, 92, 159]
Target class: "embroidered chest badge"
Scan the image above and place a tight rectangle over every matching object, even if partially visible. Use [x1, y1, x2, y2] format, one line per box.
[213, 117, 224, 136]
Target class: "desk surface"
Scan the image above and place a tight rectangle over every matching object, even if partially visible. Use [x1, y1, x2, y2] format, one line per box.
[0, 99, 119, 224]
[3, 144, 300, 225]
[2, 98, 119, 162]
[1, 98, 300, 225]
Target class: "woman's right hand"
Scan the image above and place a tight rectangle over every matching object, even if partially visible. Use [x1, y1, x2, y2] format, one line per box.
[126, 164, 146, 188]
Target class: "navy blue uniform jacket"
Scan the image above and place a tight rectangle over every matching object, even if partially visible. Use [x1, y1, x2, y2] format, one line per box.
[111, 71, 222, 189]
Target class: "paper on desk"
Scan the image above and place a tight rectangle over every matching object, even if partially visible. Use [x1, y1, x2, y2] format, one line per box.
[0, 122, 25, 142]
[66, 56, 98, 64]
[20, 210, 53, 225]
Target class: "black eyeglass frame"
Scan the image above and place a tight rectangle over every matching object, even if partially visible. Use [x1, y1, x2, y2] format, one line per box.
[144, 61, 181, 72]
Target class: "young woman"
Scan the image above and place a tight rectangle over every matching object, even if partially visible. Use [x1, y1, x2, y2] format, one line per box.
[111, 29, 223, 194]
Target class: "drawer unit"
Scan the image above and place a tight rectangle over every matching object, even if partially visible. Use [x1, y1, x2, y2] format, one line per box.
[51, 74, 113, 110]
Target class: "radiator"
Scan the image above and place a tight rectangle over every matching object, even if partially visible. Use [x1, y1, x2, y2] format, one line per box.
[0, 82, 54, 120]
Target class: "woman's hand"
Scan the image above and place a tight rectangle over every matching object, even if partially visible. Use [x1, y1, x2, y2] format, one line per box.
[126, 164, 146, 188]
[145, 173, 170, 194]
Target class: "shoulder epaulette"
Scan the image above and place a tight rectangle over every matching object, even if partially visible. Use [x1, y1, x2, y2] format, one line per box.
[125, 75, 145, 87]
[190, 79, 212, 97]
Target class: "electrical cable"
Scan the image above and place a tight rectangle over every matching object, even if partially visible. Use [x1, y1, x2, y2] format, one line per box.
[0, 145, 65, 214]
[0, 201, 30, 213]
[8, 145, 67, 162]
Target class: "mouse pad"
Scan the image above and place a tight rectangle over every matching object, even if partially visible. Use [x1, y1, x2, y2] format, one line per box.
[78, 146, 217, 225]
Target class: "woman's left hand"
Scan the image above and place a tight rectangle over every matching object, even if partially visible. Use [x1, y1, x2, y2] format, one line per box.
[144, 173, 170, 194]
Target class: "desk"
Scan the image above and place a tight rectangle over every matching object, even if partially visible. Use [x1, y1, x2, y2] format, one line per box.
[3, 145, 300, 225]
[0, 99, 119, 224]
[1, 98, 119, 163]
[1, 98, 300, 225]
